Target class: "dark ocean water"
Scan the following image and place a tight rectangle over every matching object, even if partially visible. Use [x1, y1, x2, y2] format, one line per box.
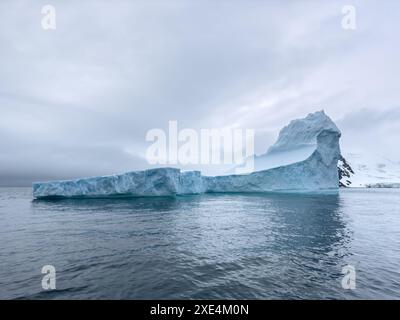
[0, 187, 399, 299]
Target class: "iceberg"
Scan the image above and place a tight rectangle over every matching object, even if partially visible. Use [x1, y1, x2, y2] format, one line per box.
[33, 111, 342, 199]
[249, 110, 341, 172]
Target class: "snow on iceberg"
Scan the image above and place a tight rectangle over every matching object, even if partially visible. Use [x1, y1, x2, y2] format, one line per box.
[248, 110, 341, 172]
[33, 111, 342, 199]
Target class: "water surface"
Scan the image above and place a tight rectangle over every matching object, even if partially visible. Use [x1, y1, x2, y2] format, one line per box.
[0, 187, 399, 299]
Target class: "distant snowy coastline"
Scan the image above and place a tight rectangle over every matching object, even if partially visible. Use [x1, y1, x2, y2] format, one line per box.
[366, 183, 400, 188]
[338, 152, 400, 188]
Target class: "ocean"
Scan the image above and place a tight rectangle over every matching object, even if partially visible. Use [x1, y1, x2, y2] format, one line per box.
[0, 187, 399, 299]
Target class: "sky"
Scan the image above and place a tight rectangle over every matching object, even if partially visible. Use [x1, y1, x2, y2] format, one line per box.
[0, 0, 399, 186]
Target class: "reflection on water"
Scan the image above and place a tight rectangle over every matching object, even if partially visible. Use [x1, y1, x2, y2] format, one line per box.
[1, 188, 399, 299]
[33, 195, 190, 213]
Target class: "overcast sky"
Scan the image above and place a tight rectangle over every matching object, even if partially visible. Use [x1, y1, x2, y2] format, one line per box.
[0, 0, 399, 185]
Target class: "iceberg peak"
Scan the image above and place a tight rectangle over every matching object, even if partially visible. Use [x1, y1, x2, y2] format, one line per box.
[267, 110, 340, 154]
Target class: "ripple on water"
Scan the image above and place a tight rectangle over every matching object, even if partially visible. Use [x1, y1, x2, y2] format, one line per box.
[0, 188, 400, 299]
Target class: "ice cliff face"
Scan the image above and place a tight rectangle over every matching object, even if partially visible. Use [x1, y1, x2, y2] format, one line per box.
[208, 128, 341, 193]
[33, 168, 205, 198]
[267, 110, 340, 154]
[33, 111, 342, 199]
[247, 110, 341, 173]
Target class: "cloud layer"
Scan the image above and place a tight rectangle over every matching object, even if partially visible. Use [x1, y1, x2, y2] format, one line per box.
[0, 0, 399, 185]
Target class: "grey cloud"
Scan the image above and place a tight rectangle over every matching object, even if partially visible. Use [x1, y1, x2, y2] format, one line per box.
[0, 0, 399, 185]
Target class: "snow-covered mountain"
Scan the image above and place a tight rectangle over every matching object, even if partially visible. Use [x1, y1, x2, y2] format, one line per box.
[339, 152, 400, 187]
[338, 156, 354, 187]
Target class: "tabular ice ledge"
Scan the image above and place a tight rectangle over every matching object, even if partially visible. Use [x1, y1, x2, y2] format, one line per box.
[33, 111, 341, 199]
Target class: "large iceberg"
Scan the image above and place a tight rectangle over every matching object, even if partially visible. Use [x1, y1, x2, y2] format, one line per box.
[33, 111, 342, 199]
